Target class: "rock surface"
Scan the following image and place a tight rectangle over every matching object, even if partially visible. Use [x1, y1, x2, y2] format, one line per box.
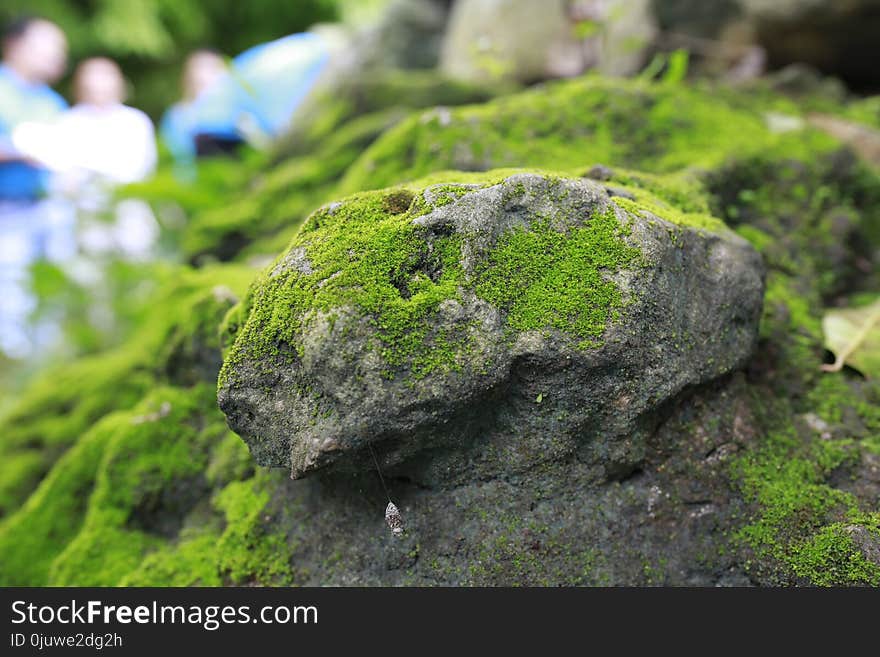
[218, 172, 764, 486]
[440, 0, 576, 83]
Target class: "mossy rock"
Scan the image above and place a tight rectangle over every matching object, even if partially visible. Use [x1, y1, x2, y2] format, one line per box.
[4, 71, 880, 586]
[218, 171, 763, 485]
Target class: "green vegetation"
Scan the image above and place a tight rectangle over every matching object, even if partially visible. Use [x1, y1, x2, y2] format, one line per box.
[338, 75, 838, 194]
[0, 265, 255, 516]
[0, 384, 292, 586]
[732, 423, 880, 586]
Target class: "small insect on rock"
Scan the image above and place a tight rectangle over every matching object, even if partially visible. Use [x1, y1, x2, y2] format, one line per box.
[385, 501, 405, 537]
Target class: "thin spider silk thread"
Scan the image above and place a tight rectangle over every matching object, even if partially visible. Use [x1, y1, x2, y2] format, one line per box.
[367, 441, 391, 503]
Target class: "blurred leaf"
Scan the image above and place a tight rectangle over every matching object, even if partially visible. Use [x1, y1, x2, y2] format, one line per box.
[92, 0, 174, 58]
[573, 20, 600, 40]
[822, 297, 880, 376]
[662, 49, 690, 85]
[638, 53, 667, 81]
[29, 262, 69, 299]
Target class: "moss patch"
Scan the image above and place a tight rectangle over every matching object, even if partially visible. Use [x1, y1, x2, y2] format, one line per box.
[340, 75, 838, 195]
[222, 171, 652, 386]
[0, 383, 292, 586]
[731, 392, 880, 586]
[474, 210, 638, 348]
[0, 265, 256, 519]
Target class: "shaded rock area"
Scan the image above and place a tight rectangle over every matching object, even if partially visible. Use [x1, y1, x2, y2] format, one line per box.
[218, 173, 764, 488]
[653, 0, 880, 89]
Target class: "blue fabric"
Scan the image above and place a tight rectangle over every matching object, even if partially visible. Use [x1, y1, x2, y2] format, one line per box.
[159, 32, 330, 166]
[0, 65, 67, 201]
[0, 161, 52, 201]
[229, 32, 330, 136]
[159, 103, 199, 167]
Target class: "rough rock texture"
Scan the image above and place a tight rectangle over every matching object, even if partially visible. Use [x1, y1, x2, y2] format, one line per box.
[218, 172, 764, 487]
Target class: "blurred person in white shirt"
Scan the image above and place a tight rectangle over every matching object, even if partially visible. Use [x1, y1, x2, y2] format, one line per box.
[15, 57, 160, 260]
[15, 57, 157, 188]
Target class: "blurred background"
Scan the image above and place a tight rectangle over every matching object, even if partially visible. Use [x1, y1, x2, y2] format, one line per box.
[1, 0, 879, 408]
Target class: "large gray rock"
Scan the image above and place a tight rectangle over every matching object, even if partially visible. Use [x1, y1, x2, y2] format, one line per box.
[218, 172, 764, 488]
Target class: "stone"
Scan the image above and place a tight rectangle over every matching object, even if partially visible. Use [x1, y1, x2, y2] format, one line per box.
[440, 0, 576, 83]
[218, 172, 764, 487]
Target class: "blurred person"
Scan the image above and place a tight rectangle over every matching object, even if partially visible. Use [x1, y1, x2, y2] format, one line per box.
[65, 57, 157, 185]
[16, 58, 158, 187]
[15, 57, 160, 259]
[0, 16, 68, 359]
[0, 17, 68, 198]
[160, 33, 334, 172]
[160, 49, 235, 170]
[64, 57, 158, 259]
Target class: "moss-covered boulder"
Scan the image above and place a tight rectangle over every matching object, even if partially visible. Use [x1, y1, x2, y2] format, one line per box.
[218, 171, 763, 484]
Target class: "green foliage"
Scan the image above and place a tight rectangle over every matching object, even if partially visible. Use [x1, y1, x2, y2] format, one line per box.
[732, 424, 880, 586]
[661, 49, 690, 85]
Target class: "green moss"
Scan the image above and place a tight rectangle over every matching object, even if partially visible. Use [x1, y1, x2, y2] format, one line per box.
[0, 265, 256, 518]
[275, 70, 498, 161]
[474, 210, 639, 348]
[178, 72, 498, 263]
[45, 385, 225, 585]
[0, 380, 291, 587]
[208, 476, 293, 584]
[223, 171, 655, 385]
[185, 110, 406, 262]
[730, 420, 880, 586]
[786, 519, 880, 586]
[0, 412, 118, 585]
[340, 75, 837, 195]
[122, 474, 293, 586]
[223, 187, 468, 381]
[706, 144, 880, 297]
